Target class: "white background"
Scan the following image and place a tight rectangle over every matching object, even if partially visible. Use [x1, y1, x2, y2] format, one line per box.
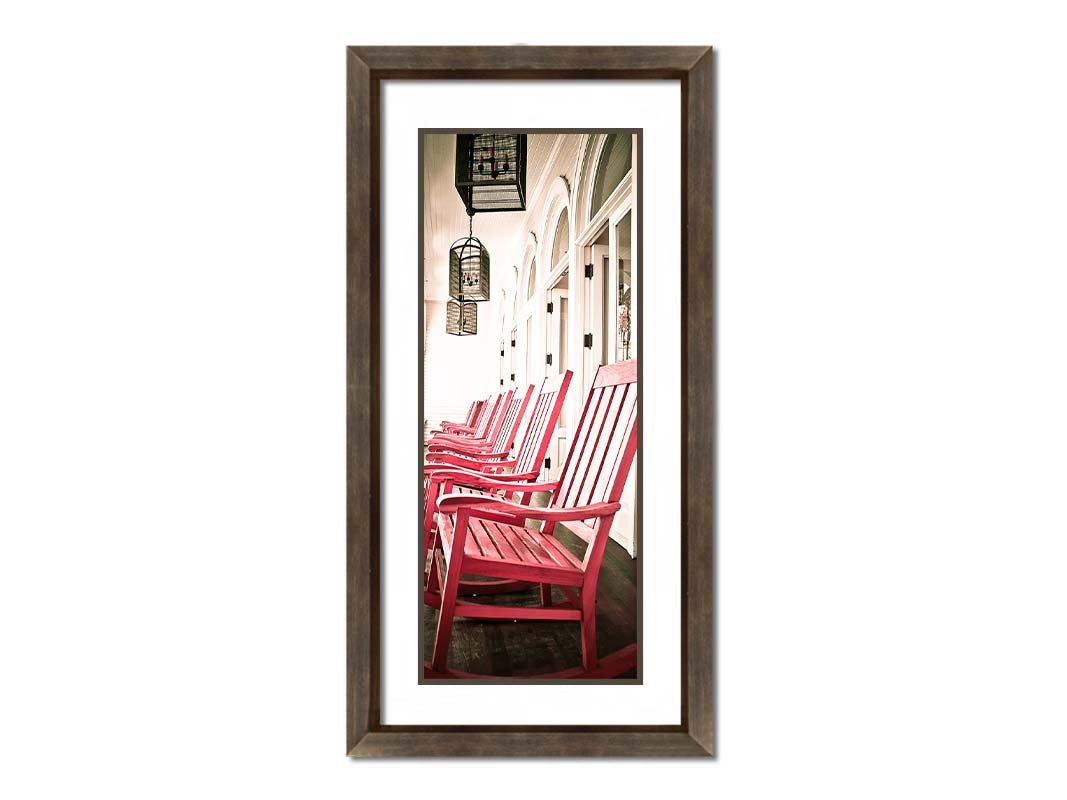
[382, 83, 679, 724]
[2, 1, 1066, 796]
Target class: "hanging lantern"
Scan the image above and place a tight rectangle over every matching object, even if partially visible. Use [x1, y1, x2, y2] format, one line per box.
[445, 299, 478, 336]
[448, 234, 490, 302]
[455, 134, 527, 214]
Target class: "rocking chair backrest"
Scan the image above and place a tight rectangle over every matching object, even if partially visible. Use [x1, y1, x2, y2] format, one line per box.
[551, 360, 638, 518]
[464, 399, 483, 428]
[479, 389, 514, 443]
[514, 370, 573, 475]
[472, 393, 503, 439]
[473, 392, 492, 428]
[492, 384, 535, 454]
[462, 394, 492, 433]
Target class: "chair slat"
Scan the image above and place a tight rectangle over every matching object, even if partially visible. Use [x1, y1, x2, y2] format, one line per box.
[473, 393, 503, 439]
[553, 360, 639, 511]
[464, 400, 480, 427]
[515, 396, 549, 470]
[555, 384, 607, 506]
[482, 390, 514, 441]
[506, 526, 547, 565]
[560, 385, 615, 507]
[513, 370, 571, 476]
[519, 527, 582, 569]
[496, 384, 534, 454]
[585, 383, 637, 507]
[573, 384, 626, 507]
[468, 519, 497, 559]
[489, 522, 532, 564]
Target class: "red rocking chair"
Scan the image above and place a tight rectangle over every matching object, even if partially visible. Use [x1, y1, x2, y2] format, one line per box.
[426, 385, 530, 459]
[426, 389, 513, 450]
[424, 361, 638, 679]
[460, 398, 485, 428]
[423, 371, 572, 560]
[427, 393, 497, 441]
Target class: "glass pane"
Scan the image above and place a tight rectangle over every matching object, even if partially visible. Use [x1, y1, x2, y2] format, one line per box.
[551, 210, 569, 268]
[589, 135, 632, 220]
[601, 253, 610, 364]
[525, 317, 534, 383]
[510, 327, 517, 377]
[557, 295, 568, 430]
[526, 259, 536, 300]
[512, 266, 518, 320]
[616, 212, 632, 361]
[559, 297, 568, 377]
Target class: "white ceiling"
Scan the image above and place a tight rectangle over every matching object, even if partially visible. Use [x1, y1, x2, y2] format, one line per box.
[422, 133, 561, 300]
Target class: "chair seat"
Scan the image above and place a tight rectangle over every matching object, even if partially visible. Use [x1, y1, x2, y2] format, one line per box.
[437, 510, 585, 586]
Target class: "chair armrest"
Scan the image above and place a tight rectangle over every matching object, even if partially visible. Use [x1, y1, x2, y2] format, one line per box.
[424, 454, 517, 472]
[428, 432, 489, 445]
[437, 417, 468, 428]
[425, 461, 531, 479]
[438, 492, 620, 522]
[427, 448, 510, 461]
[440, 422, 476, 434]
[426, 438, 494, 452]
[426, 428, 479, 442]
[426, 467, 555, 492]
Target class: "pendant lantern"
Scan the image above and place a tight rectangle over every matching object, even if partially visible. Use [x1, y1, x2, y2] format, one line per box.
[448, 228, 491, 302]
[445, 299, 478, 336]
[455, 134, 527, 214]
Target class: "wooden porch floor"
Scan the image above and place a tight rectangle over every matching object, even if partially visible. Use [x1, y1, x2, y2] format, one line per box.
[423, 499, 638, 679]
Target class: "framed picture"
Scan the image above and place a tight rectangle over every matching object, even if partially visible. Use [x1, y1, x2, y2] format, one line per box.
[348, 46, 714, 757]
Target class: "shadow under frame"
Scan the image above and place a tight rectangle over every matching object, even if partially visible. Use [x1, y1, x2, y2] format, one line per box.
[347, 45, 715, 758]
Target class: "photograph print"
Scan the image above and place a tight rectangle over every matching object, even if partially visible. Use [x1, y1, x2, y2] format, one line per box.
[421, 131, 640, 680]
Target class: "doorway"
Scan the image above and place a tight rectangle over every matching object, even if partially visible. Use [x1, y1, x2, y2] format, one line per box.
[545, 269, 569, 480]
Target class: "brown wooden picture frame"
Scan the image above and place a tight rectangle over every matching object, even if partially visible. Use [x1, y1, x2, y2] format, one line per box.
[347, 46, 715, 757]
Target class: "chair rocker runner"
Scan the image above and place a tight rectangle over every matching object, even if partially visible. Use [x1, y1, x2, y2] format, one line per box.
[424, 361, 637, 679]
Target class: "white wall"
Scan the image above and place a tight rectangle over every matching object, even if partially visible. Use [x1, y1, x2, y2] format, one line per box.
[423, 298, 499, 432]
[4, 2, 1067, 798]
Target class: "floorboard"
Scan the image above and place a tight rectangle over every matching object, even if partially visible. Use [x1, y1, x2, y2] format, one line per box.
[423, 493, 638, 678]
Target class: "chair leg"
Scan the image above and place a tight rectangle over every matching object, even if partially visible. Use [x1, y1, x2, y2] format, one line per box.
[425, 534, 440, 593]
[540, 583, 552, 607]
[580, 586, 598, 671]
[430, 548, 463, 672]
[422, 484, 438, 553]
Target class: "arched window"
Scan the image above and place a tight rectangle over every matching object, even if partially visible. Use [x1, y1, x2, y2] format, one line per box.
[589, 134, 632, 220]
[550, 209, 569, 269]
[526, 257, 536, 301]
[511, 266, 519, 320]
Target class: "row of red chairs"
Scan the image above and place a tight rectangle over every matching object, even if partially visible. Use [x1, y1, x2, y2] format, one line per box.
[423, 360, 639, 679]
